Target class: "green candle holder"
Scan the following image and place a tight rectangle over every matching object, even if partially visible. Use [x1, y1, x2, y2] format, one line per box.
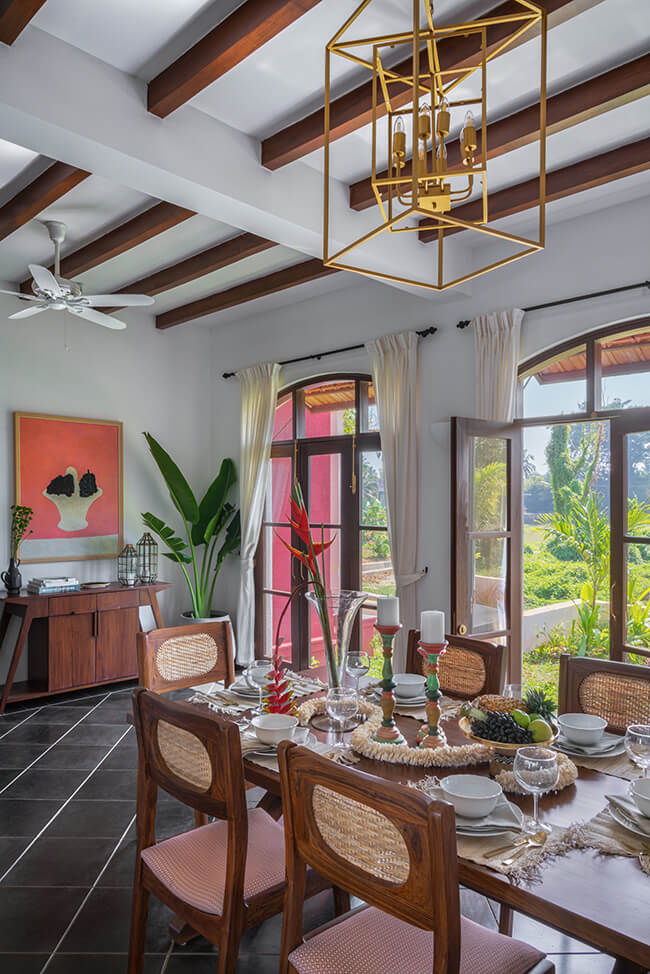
[371, 623, 405, 745]
[417, 640, 448, 748]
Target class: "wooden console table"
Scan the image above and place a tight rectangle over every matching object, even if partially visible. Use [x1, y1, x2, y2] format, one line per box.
[0, 582, 172, 713]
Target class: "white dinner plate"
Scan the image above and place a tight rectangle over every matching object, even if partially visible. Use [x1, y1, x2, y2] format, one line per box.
[243, 731, 316, 758]
[554, 734, 625, 758]
[608, 801, 650, 841]
[455, 801, 524, 838]
[230, 680, 260, 698]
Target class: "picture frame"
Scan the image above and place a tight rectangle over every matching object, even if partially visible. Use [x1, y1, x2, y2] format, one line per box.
[14, 412, 123, 563]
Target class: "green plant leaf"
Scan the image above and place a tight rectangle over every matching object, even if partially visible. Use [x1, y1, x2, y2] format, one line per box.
[142, 511, 191, 563]
[191, 459, 237, 546]
[143, 432, 199, 524]
[215, 510, 241, 566]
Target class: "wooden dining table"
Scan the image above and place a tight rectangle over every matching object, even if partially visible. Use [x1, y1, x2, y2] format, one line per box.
[232, 671, 650, 974]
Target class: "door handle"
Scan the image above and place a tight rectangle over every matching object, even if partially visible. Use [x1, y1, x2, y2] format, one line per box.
[610, 582, 616, 622]
[458, 624, 468, 635]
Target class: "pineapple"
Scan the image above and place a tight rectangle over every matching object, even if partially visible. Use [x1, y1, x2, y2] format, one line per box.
[523, 689, 556, 722]
[474, 693, 525, 714]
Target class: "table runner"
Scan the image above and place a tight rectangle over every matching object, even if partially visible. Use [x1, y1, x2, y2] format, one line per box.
[567, 807, 650, 875]
[567, 750, 638, 781]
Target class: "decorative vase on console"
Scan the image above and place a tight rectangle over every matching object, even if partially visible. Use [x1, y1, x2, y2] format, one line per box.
[2, 505, 33, 596]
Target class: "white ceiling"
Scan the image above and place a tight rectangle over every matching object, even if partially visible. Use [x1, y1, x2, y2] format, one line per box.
[0, 0, 647, 325]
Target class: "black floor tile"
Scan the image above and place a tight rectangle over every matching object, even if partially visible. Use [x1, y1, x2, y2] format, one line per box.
[167, 952, 280, 973]
[0, 955, 48, 973]
[8, 724, 71, 746]
[2, 769, 87, 800]
[97, 829, 137, 888]
[0, 886, 87, 951]
[0, 744, 47, 770]
[48, 800, 135, 839]
[0, 837, 31, 875]
[83, 705, 132, 726]
[0, 798, 62, 837]
[460, 889, 498, 931]
[154, 801, 196, 840]
[24, 707, 93, 726]
[54, 725, 127, 747]
[101, 739, 138, 771]
[0, 770, 17, 788]
[35, 745, 111, 771]
[47, 954, 164, 973]
[60, 887, 174, 954]
[75, 769, 137, 802]
[512, 913, 600, 954]
[3, 836, 118, 887]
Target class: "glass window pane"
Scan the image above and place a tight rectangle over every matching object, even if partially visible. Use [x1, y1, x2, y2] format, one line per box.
[361, 607, 384, 677]
[308, 453, 341, 524]
[471, 537, 507, 633]
[272, 393, 293, 442]
[360, 450, 387, 527]
[304, 379, 355, 437]
[361, 380, 379, 432]
[626, 430, 650, 514]
[471, 437, 507, 531]
[262, 592, 293, 661]
[521, 345, 586, 418]
[265, 455, 292, 524]
[307, 531, 342, 666]
[601, 330, 650, 410]
[361, 530, 394, 597]
[625, 542, 650, 652]
[262, 525, 292, 594]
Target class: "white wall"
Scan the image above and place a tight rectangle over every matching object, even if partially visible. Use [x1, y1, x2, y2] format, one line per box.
[209, 195, 650, 631]
[0, 300, 219, 681]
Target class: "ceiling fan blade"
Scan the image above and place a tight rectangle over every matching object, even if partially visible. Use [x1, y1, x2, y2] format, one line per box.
[0, 289, 42, 301]
[68, 306, 126, 330]
[29, 264, 64, 297]
[9, 304, 48, 319]
[84, 293, 154, 307]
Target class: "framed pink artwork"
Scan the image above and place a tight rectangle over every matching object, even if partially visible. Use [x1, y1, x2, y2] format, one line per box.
[14, 412, 123, 563]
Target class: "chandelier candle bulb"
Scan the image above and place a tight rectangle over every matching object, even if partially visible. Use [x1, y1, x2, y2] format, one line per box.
[421, 610, 445, 645]
[376, 596, 400, 627]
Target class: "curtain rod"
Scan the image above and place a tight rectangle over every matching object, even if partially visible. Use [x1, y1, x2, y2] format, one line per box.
[456, 281, 650, 329]
[221, 325, 437, 378]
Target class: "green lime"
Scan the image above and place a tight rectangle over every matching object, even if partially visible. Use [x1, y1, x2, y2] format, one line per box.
[527, 713, 542, 723]
[529, 718, 552, 743]
[511, 709, 530, 729]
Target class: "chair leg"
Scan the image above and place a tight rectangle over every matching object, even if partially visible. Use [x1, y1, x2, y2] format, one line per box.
[333, 886, 351, 916]
[217, 924, 243, 974]
[194, 809, 209, 827]
[128, 876, 150, 974]
[498, 904, 514, 936]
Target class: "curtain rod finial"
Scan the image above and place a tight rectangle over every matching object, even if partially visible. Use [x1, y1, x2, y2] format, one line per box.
[457, 320, 472, 330]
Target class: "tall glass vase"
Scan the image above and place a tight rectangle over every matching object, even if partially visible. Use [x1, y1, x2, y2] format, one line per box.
[305, 590, 368, 688]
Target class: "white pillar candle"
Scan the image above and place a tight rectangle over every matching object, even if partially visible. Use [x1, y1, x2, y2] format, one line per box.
[376, 595, 400, 627]
[420, 610, 445, 644]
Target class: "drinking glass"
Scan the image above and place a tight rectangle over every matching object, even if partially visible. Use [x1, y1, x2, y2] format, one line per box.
[625, 724, 650, 778]
[345, 652, 370, 696]
[245, 660, 273, 715]
[504, 684, 523, 701]
[513, 746, 559, 834]
[326, 687, 359, 747]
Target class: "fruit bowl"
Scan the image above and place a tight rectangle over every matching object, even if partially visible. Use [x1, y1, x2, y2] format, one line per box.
[458, 716, 559, 754]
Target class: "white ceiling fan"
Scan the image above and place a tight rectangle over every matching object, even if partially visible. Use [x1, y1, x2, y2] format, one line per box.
[1, 221, 154, 329]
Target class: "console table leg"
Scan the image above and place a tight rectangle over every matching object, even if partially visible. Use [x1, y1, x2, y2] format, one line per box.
[0, 606, 33, 714]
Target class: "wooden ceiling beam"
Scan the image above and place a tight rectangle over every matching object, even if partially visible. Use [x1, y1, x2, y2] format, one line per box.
[261, 0, 577, 170]
[0, 162, 89, 242]
[0, 0, 47, 45]
[148, 0, 322, 118]
[351, 54, 650, 212]
[156, 257, 337, 329]
[20, 201, 194, 291]
[418, 136, 650, 243]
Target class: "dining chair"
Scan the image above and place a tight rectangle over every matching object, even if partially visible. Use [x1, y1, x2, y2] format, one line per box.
[137, 620, 236, 695]
[558, 653, 650, 733]
[278, 741, 554, 974]
[128, 689, 342, 974]
[406, 629, 507, 699]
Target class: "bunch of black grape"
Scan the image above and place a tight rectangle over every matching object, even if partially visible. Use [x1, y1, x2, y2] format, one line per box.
[471, 711, 533, 745]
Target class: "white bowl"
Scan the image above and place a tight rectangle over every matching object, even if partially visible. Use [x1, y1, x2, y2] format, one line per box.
[251, 714, 298, 746]
[557, 713, 606, 746]
[440, 774, 502, 819]
[631, 778, 650, 818]
[393, 673, 426, 699]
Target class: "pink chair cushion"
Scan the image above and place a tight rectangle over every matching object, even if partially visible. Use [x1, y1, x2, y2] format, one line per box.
[289, 907, 546, 974]
[141, 808, 285, 915]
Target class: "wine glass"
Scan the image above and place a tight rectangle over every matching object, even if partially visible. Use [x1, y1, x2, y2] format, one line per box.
[504, 684, 523, 701]
[245, 660, 273, 715]
[513, 746, 559, 835]
[345, 652, 370, 696]
[625, 724, 650, 778]
[326, 687, 359, 747]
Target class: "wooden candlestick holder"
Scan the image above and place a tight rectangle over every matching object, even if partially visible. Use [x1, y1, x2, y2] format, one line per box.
[371, 623, 405, 745]
[417, 640, 448, 748]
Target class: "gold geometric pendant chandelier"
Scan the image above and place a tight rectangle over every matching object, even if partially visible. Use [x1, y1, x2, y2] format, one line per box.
[323, 0, 547, 291]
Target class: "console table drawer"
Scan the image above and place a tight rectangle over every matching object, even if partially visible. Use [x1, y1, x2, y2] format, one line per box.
[97, 590, 142, 611]
[48, 594, 97, 616]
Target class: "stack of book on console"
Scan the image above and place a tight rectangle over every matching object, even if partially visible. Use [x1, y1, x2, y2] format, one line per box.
[27, 577, 81, 595]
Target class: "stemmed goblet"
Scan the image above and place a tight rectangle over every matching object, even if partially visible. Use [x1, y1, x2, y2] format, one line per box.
[625, 724, 650, 778]
[245, 659, 273, 715]
[513, 746, 559, 835]
[326, 687, 359, 748]
[345, 651, 370, 696]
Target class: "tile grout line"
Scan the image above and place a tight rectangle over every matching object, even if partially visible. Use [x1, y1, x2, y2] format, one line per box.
[0, 706, 44, 741]
[38, 808, 138, 974]
[0, 693, 113, 795]
[0, 723, 132, 883]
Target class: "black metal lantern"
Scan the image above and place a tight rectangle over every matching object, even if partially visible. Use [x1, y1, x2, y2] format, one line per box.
[137, 532, 158, 583]
[117, 544, 138, 586]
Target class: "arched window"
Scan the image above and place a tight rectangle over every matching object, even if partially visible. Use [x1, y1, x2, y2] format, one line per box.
[255, 374, 394, 669]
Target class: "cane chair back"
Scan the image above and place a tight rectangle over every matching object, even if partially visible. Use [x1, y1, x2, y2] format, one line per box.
[278, 741, 461, 974]
[406, 630, 506, 699]
[558, 655, 650, 733]
[137, 621, 235, 694]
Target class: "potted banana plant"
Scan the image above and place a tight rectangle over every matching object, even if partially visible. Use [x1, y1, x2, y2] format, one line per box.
[142, 432, 241, 621]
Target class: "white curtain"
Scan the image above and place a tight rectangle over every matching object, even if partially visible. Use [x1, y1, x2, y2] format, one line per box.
[366, 330, 424, 670]
[473, 309, 524, 422]
[236, 362, 281, 665]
